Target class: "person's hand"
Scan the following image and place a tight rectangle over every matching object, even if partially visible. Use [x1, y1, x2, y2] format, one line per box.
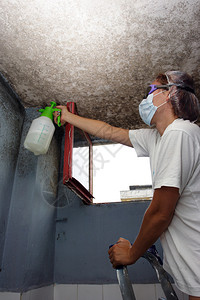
[108, 238, 133, 268]
[53, 105, 71, 126]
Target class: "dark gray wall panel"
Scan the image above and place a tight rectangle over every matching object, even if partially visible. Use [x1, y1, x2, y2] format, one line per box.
[0, 105, 60, 292]
[0, 74, 25, 267]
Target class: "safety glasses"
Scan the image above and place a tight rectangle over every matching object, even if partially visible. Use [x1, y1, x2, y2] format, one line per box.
[145, 84, 169, 98]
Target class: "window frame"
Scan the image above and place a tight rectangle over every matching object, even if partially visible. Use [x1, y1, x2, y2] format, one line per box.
[63, 102, 94, 204]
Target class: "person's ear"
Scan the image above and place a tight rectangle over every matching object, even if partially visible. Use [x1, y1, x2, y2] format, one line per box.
[165, 91, 170, 102]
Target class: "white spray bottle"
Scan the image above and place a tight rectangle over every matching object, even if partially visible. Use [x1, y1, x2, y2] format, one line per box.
[24, 101, 61, 155]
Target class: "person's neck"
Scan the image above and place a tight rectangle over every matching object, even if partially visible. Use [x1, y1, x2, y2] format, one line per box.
[156, 115, 178, 136]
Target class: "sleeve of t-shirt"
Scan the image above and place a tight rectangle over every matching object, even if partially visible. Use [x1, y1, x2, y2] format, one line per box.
[129, 128, 157, 157]
[153, 130, 196, 194]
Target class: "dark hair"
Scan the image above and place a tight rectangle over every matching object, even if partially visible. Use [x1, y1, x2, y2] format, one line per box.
[156, 71, 200, 122]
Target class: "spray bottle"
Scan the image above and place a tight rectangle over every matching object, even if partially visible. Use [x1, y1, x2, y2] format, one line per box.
[24, 101, 61, 155]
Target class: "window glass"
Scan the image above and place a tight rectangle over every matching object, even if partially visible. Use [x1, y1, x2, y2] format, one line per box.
[72, 146, 89, 191]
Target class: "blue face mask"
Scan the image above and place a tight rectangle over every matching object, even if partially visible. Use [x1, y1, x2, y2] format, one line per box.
[139, 91, 167, 126]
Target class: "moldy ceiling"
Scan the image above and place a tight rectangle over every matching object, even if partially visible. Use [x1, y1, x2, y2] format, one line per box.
[0, 0, 200, 129]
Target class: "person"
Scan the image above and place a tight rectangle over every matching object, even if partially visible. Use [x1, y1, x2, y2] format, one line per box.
[54, 71, 200, 299]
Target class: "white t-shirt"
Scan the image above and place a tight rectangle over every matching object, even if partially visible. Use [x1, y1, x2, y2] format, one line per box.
[129, 119, 200, 296]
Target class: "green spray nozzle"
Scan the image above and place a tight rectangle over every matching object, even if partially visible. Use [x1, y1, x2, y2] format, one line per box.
[38, 101, 61, 127]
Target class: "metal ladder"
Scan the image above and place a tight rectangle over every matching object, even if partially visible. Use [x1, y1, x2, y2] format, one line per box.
[112, 245, 179, 300]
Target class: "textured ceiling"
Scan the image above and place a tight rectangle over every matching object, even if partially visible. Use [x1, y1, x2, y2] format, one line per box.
[0, 0, 200, 129]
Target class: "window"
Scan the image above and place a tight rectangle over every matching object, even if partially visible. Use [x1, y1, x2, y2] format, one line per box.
[63, 102, 152, 204]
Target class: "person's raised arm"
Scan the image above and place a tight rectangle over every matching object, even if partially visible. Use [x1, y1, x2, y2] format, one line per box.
[54, 105, 132, 147]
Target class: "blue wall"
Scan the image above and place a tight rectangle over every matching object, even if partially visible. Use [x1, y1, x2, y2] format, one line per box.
[0, 73, 161, 292]
[54, 193, 161, 284]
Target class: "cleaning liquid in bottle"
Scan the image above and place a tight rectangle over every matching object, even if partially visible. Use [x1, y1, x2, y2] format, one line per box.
[24, 101, 61, 155]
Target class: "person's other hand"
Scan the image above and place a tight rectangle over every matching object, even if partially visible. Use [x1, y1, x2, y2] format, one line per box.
[108, 237, 133, 268]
